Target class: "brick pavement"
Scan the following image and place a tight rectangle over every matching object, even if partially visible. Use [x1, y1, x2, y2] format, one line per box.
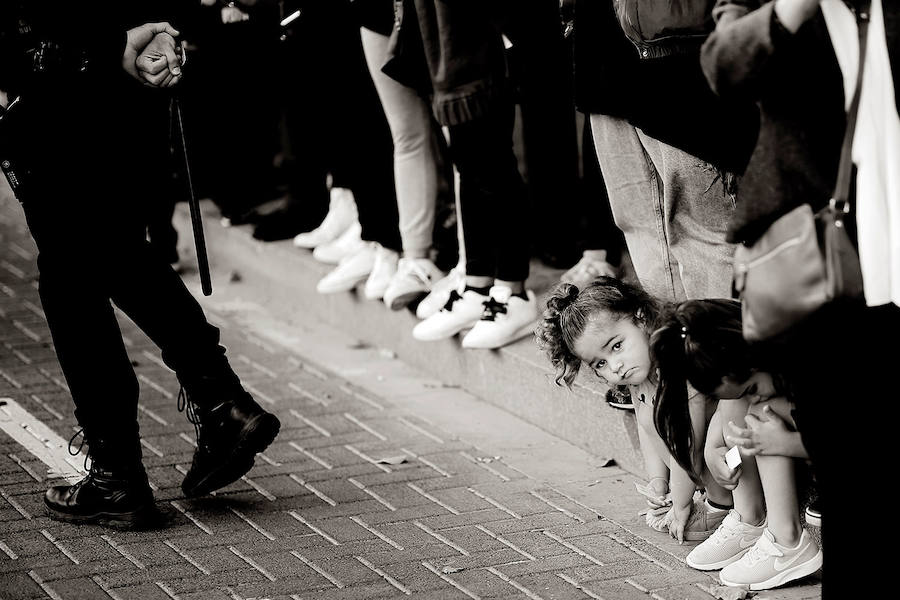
[0, 191, 821, 599]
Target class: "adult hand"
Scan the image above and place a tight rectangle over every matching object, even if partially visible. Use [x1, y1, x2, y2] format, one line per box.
[136, 32, 183, 88]
[123, 22, 180, 83]
[726, 406, 791, 457]
[221, 6, 251, 23]
[668, 502, 692, 544]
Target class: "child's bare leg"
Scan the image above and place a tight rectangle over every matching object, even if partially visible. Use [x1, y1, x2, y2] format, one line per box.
[719, 399, 765, 524]
[750, 399, 802, 545]
[634, 399, 670, 491]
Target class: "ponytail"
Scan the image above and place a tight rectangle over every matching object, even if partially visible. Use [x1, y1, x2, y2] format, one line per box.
[535, 283, 583, 387]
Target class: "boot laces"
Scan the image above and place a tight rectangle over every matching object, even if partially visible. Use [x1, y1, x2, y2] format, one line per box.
[177, 386, 203, 447]
[67, 428, 95, 489]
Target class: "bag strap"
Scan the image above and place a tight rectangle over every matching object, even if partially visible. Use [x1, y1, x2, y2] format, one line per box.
[832, 0, 872, 211]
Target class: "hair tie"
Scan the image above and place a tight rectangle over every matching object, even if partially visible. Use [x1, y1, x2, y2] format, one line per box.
[680, 325, 688, 340]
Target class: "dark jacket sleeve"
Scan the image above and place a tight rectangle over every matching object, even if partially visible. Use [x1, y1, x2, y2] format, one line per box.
[700, 0, 796, 100]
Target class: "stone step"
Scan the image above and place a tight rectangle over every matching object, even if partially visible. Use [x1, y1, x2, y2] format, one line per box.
[173, 202, 643, 474]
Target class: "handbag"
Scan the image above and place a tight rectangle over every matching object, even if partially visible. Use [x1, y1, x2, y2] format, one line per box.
[733, 1, 870, 342]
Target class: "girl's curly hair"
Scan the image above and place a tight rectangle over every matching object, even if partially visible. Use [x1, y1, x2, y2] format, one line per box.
[535, 276, 663, 388]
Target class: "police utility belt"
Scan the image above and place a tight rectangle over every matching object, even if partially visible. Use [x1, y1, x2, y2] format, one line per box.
[0, 40, 94, 202]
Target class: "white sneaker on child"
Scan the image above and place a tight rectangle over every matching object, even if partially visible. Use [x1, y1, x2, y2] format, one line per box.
[686, 510, 766, 571]
[383, 258, 445, 310]
[412, 287, 487, 341]
[363, 245, 399, 300]
[461, 286, 538, 349]
[415, 265, 465, 320]
[719, 528, 822, 590]
[316, 242, 376, 294]
[312, 221, 364, 265]
[294, 187, 358, 249]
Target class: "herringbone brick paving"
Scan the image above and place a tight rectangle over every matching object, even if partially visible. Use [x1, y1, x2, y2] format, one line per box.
[0, 192, 820, 599]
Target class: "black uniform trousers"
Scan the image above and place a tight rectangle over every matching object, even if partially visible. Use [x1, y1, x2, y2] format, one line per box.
[15, 75, 232, 454]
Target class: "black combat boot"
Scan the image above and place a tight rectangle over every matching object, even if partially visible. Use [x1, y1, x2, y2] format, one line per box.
[44, 436, 155, 528]
[178, 377, 281, 497]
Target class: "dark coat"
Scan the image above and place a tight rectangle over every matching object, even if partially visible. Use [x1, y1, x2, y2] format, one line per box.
[701, 0, 900, 244]
[574, 0, 758, 173]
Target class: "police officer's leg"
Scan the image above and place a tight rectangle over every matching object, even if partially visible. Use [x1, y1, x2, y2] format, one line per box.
[20, 175, 154, 527]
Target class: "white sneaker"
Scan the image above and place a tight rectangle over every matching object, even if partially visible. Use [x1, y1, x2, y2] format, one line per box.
[415, 265, 466, 320]
[363, 245, 399, 300]
[383, 258, 446, 310]
[294, 187, 358, 249]
[316, 242, 376, 294]
[686, 510, 766, 571]
[412, 287, 488, 341]
[461, 286, 538, 349]
[719, 528, 822, 591]
[312, 221, 363, 264]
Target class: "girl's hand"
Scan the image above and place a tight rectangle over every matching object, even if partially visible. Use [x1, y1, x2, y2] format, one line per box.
[668, 503, 692, 544]
[705, 445, 741, 490]
[726, 406, 792, 456]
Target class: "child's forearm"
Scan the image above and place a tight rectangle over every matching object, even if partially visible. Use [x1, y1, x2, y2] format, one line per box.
[669, 459, 696, 509]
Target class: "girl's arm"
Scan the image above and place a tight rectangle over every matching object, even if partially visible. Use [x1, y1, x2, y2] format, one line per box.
[704, 405, 742, 490]
[668, 393, 713, 543]
[726, 402, 809, 458]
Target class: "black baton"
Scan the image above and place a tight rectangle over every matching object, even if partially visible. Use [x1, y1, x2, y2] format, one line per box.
[173, 95, 212, 296]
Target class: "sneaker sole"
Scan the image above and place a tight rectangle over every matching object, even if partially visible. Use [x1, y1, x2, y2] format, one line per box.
[182, 413, 281, 498]
[386, 289, 427, 311]
[686, 547, 753, 571]
[720, 549, 823, 591]
[413, 317, 481, 342]
[461, 321, 536, 349]
[46, 503, 160, 529]
[804, 510, 821, 528]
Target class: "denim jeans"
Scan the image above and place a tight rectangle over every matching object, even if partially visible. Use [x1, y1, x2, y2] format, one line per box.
[590, 115, 736, 301]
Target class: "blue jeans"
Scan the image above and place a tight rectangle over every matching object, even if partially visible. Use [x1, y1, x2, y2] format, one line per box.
[590, 115, 736, 301]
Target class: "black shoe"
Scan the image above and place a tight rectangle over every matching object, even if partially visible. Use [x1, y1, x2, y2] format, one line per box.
[251, 203, 327, 242]
[605, 385, 635, 411]
[45, 464, 156, 528]
[179, 387, 281, 497]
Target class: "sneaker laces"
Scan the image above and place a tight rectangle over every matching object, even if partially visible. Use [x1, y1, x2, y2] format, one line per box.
[481, 297, 508, 321]
[743, 533, 780, 566]
[442, 289, 463, 311]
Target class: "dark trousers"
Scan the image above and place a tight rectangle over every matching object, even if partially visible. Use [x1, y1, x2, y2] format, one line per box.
[505, 0, 580, 264]
[774, 300, 900, 598]
[17, 88, 232, 454]
[280, 0, 401, 251]
[448, 98, 530, 283]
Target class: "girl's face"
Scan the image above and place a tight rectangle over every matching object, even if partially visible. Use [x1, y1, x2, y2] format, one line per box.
[572, 314, 652, 386]
[713, 371, 777, 403]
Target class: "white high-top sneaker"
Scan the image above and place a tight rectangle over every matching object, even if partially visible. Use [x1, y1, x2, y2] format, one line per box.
[461, 286, 538, 349]
[415, 264, 466, 320]
[363, 245, 399, 300]
[312, 221, 363, 264]
[384, 257, 446, 310]
[316, 242, 377, 294]
[293, 187, 358, 249]
[412, 286, 488, 341]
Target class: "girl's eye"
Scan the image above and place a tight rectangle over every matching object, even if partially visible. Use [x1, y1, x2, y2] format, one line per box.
[612, 342, 622, 351]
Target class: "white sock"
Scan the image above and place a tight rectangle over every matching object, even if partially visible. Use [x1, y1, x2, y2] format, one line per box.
[705, 499, 729, 513]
